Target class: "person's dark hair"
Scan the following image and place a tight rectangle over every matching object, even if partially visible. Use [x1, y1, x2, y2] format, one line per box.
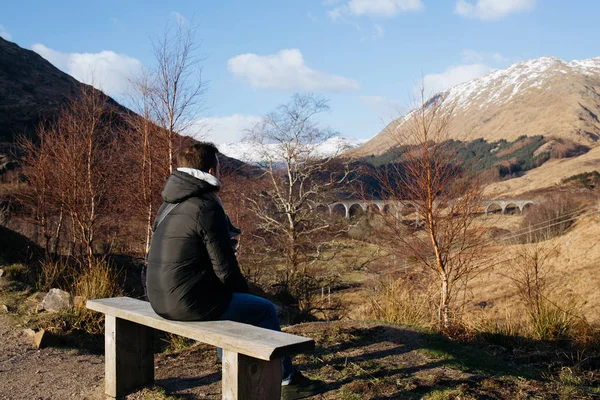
[178, 142, 219, 172]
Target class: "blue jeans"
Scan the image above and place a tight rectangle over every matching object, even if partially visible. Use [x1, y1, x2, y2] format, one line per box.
[217, 293, 295, 385]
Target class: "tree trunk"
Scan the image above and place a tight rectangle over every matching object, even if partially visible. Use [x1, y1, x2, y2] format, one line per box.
[52, 206, 64, 256]
[440, 276, 450, 329]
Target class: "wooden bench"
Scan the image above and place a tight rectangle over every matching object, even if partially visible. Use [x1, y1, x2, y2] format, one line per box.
[87, 297, 315, 400]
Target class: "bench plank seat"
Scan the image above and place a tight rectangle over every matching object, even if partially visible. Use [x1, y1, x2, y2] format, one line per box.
[87, 296, 315, 399]
[87, 297, 314, 361]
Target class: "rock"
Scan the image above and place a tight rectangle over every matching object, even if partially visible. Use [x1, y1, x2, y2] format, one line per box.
[22, 328, 35, 338]
[0, 268, 4, 277]
[35, 303, 45, 313]
[41, 289, 72, 312]
[1, 304, 8, 313]
[33, 329, 46, 349]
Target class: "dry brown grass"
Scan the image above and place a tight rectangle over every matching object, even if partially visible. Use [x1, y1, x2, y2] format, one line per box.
[71, 257, 122, 333]
[484, 146, 600, 197]
[368, 276, 438, 328]
[467, 208, 600, 326]
[36, 258, 69, 291]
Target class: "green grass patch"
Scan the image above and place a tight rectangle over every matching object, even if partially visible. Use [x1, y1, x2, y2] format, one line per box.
[423, 386, 475, 400]
[134, 386, 185, 400]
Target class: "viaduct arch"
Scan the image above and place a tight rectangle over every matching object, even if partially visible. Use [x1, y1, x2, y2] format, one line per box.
[328, 199, 535, 219]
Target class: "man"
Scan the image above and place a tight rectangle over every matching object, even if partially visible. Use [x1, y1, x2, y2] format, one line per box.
[146, 142, 320, 398]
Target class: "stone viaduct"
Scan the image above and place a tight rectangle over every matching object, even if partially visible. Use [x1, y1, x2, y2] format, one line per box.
[327, 199, 535, 219]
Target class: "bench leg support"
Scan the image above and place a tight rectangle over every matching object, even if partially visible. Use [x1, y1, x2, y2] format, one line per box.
[222, 350, 282, 400]
[105, 315, 154, 398]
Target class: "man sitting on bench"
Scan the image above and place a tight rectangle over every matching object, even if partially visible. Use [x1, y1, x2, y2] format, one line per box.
[146, 142, 321, 399]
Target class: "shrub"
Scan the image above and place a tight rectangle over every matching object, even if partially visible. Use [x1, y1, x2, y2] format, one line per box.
[71, 257, 123, 333]
[2, 263, 28, 281]
[504, 244, 593, 343]
[528, 298, 585, 341]
[36, 258, 69, 291]
[369, 276, 437, 328]
[348, 214, 373, 241]
[519, 194, 583, 243]
[562, 171, 600, 189]
[466, 310, 526, 339]
[549, 139, 590, 159]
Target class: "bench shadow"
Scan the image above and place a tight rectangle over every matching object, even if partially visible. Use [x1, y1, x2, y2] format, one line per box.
[155, 372, 221, 399]
[286, 324, 529, 399]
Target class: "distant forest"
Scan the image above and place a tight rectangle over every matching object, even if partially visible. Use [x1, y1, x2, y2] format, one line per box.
[359, 135, 590, 179]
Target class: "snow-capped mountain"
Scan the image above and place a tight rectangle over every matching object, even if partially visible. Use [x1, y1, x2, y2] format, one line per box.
[219, 136, 368, 163]
[348, 56, 600, 157]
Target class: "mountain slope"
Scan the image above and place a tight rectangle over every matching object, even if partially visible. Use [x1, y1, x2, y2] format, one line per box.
[349, 56, 600, 157]
[0, 37, 137, 147]
[0, 37, 82, 142]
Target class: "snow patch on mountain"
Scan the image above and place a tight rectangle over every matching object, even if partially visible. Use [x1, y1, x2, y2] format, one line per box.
[347, 55, 600, 158]
[443, 56, 600, 112]
[218, 136, 368, 162]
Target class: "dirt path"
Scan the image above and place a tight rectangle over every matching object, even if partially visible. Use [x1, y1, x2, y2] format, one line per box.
[0, 307, 225, 400]
[0, 312, 104, 400]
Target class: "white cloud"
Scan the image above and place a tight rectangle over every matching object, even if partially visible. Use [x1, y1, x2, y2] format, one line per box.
[0, 25, 12, 40]
[423, 64, 492, 94]
[228, 49, 360, 91]
[361, 95, 404, 119]
[455, 0, 536, 21]
[32, 44, 143, 98]
[330, 0, 423, 19]
[185, 114, 262, 145]
[328, 7, 345, 21]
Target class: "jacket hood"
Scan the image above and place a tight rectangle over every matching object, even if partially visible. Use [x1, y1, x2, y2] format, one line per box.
[161, 170, 219, 203]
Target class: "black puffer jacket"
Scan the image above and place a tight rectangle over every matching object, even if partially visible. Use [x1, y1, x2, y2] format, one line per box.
[146, 170, 248, 321]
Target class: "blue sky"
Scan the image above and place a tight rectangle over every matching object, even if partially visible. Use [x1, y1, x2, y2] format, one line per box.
[1, 1, 599, 143]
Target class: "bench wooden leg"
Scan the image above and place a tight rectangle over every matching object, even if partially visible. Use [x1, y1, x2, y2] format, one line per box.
[105, 315, 154, 398]
[222, 350, 282, 400]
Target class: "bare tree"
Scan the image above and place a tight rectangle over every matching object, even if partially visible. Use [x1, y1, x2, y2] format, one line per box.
[245, 93, 351, 314]
[373, 87, 489, 329]
[19, 124, 64, 256]
[124, 71, 169, 257]
[19, 83, 121, 269]
[151, 22, 206, 174]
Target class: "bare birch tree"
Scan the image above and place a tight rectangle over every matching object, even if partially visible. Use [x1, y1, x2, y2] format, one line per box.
[151, 22, 206, 174]
[20, 84, 120, 269]
[124, 71, 169, 257]
[245, 93, 351, 312]
[19, 124, 64, 256]
[373, 88, 489, 329]
[48, 85, 119, 267]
